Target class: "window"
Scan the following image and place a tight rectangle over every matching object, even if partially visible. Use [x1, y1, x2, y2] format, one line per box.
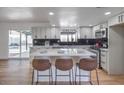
[9, 30, 32, 58]
[60, 30, 77, 42]
[60, 34, 68, 42]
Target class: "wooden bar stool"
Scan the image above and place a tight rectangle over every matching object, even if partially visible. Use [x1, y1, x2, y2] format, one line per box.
[32, 57, 53, 85]
[75, 58, 99, 85]
[55, 57, 74, 85]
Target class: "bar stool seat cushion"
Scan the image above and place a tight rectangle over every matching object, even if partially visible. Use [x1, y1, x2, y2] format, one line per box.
[55, 59, 73, 71]
[77, 58, 97, 71]
[32, 59, 51, 71]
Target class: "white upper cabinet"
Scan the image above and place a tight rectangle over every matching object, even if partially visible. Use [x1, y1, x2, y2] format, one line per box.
[55, 28, 60, 39]
[92, 25, 100, 38]
[119, 13, 124, 23]
[32, 27, 36, 39]
[45, 27, 51, 39]
[51, 28, 56, 39]
[32, 27, 60, 39]
[77, 28, 80, 39]
[80, 27, 92, 39]
[37, 27, 42, 39]
[108, 12, 124, 26]
[40, 27, 46, 39]
[108, 16, 119, 26]
[92, 22, 108, 39]
[32, 27, 41, 39]
[92, 27, 96, 39]
[51, 27, 60, 39]
[32, 27, 47, 39]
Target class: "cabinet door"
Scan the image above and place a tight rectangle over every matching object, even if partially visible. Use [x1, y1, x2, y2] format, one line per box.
[120, 13, 124, 23]
[108, 16, 119, 26]
[51, 28, 56, 39]
[92, 27, 97, 39]
[85, 28, 92, 38]
[101, 51, 107, 71]
[31, 27, 36, 39]
[40, 27, 46, 39]
[32, 27, 38, 39]
[80, 27, 92, 38]
[51, 28, 60, 39]
[55, 28, 60, 39]
[46, 28, 51, 39]
[101, 60, 107, 71]
[37, 28, 42, 39]
[92, 25, 101, 39]
[77, 28, 80, 39]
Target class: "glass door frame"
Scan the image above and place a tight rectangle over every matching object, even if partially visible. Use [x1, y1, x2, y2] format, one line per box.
[9, 29, 32, 59]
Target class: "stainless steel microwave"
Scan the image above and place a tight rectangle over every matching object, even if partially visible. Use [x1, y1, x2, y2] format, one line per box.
[95, 28, 107, 38]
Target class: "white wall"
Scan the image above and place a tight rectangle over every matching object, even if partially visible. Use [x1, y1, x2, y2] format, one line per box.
[109, 26, 124, 74]
[0, 23, 9, 59]
[0, 22, 50, 59]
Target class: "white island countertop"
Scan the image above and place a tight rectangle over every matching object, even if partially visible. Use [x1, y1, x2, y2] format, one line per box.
[30, 48, 96, 57]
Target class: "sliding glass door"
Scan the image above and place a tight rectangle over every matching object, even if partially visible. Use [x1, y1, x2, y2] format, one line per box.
[9, 30, 32, 58]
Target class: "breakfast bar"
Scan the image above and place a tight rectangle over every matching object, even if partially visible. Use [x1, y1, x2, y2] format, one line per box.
[30, 48, 97, 84]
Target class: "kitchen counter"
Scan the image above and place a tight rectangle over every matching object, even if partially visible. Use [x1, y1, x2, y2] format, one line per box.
[31, 45, 92, 49]
[30, 48, 96, 57]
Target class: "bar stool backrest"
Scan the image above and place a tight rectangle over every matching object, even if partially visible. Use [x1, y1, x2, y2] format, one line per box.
[79, 58, 97, 71]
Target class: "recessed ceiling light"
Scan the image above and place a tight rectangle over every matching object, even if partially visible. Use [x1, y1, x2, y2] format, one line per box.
[74, 24, 77, 26]
[69, 25, 73, 27]
[89, 24, 92, 27]
[105, 12, 111, 15]
[49, 12, 54, 15]
[52, 24, 55, 26]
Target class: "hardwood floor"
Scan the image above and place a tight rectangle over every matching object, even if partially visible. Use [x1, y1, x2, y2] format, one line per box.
[0, 59, 124, 85]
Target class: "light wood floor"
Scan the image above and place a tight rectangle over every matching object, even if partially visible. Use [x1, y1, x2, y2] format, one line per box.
[0, 59, 124, 85]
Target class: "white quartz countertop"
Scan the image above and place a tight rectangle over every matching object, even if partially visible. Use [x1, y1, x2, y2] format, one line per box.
[31, 45, 91, 48]
[30, 48, 96, 57]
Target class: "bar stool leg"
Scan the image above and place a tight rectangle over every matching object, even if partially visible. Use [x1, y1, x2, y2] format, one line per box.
[36, 71, 38, 85]
[95, 69, 99, 85]
[49, 69, 51, 85]
[50, 67, 53, 85]
[79, 69, 81, 85]
[75, 65, 77, 85]
[55, 68, 57, 85]
[89, 71, 93, 85]
[72, 68, 74, 85]
[32, 69, 34, 85]
[69, 70, 72, 85]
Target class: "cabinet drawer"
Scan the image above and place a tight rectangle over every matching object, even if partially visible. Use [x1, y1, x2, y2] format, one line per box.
[101, 55, 106, 61]
[101, 54, 106, 62]
[101, 51, 106, 55]
[101, 53, 106, 57]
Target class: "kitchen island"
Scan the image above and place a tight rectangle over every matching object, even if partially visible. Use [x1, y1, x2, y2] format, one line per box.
[30, 48, 97, 83]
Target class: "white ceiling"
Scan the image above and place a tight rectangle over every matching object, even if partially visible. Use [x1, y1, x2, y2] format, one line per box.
[0, 7, 124, 26]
